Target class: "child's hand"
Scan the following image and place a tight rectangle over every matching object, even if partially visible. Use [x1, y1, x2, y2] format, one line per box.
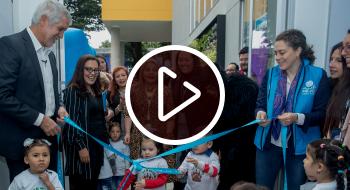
[186, 157, 199, 167]
[39, 172, 54, 189]
[39, 172, 50, 184]
[134, 179, 146, 189]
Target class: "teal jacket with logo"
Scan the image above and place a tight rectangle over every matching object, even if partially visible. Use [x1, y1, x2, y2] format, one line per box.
[254, 59, 331, 155]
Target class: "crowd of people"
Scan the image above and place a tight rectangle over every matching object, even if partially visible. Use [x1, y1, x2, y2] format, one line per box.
[1, 0, 350, 190]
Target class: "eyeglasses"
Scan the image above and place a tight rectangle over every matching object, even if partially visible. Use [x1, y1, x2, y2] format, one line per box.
[84, 67, 100, 74]
[343, 44, 350, 52]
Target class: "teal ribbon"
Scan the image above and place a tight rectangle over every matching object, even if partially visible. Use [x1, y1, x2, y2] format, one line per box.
[65, 116, 133, 163]
[281, 126, 288, 190]
[102, 90, 107, 112]
[64, 116, 180, 175]
[140, 119, 261, 163]
[56, 134, 64, 186]
[64, 117, 261, 176]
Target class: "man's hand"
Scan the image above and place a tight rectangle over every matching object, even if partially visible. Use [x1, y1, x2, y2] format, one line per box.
[56, 106, 68, 126]
[79, 148, 90, 163]
[40, 116, 60, 136]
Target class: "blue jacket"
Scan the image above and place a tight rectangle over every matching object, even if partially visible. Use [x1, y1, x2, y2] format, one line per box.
[254, 59, 331, 155]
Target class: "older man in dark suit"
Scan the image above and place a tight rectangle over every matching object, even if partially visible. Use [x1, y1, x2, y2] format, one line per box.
[0, 0, 71, 181]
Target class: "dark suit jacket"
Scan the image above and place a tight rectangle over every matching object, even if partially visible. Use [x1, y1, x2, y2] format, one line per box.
[0, 29, 59, 160]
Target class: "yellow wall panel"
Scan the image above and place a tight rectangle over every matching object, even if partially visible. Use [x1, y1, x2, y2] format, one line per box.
[102, 0, 172, 21]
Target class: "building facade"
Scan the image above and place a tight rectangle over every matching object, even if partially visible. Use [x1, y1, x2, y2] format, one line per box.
[101, 0, 172, 67]
[172, 0, 350, 82]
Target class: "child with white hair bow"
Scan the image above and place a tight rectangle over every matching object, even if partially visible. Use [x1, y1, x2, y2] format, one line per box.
[8, 138, 64, 190]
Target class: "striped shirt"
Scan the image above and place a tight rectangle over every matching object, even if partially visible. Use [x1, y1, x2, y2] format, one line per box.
[62, 86, 106, 179]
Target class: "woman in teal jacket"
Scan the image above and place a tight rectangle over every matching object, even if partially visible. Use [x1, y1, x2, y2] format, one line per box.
[255, 29, 331, 190]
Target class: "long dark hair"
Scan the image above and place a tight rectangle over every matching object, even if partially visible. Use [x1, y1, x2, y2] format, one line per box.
[275, 29, 316, 63]
[307, 139, 350, 190]
[330, 42, 345, 63]
[329, 42, 346, 88]
[324, 43, 350, 135]
[68, 54, 101, 96]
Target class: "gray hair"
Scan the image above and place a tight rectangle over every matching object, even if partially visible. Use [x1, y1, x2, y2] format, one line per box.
[31, 0, 72, 26]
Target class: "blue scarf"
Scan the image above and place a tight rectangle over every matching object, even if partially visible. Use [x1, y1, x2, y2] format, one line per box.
[271, 66, 302, 140]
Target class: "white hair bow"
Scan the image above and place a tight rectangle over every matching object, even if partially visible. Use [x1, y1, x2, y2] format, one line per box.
[23, 138, 34, 147]
[23, 138, 52, 147]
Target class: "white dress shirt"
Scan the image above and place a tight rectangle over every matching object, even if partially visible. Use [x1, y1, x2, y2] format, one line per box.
[26, 27, 56, 126]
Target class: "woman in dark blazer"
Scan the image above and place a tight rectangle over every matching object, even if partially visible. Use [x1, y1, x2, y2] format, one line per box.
[62, 55, 111, 190]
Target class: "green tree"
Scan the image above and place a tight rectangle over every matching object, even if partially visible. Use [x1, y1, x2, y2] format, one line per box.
[64, 0, 104, 31]
[124, 42, 170, 67]
[99, 40, 111, 48]
[142, 42, 170, 53]
[125, 42, 143, 67]
[190, 28, 217, 62]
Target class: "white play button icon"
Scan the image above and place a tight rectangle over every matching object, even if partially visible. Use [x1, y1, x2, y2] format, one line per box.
[125, 45, 225, 145]
[158, 67, 201, 122]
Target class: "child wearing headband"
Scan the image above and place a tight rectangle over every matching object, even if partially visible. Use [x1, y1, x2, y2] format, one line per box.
[8, 138, 63, 190]
[301, 139, 350, 190]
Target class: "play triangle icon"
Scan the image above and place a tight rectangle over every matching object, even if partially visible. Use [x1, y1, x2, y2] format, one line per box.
[158, 67, 201, 122]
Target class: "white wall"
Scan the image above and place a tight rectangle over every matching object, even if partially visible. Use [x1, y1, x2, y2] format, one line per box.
[224, 0, 241, 66]
[172, 0, 241, 66]
[291, 0, 350, 70]
[0, 0, 14, 37]
[325, 0, 350, 73]
[293, 0, 330, 69]
[172, 0, 190, 45]
[173, 0, 350, 70]
[173, 0, 227, 45]
[12, 0, 46, 32]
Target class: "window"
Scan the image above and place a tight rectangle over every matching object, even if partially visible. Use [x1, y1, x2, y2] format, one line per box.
[191, 0, 218, 31]
[241, 0, 277, 85]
